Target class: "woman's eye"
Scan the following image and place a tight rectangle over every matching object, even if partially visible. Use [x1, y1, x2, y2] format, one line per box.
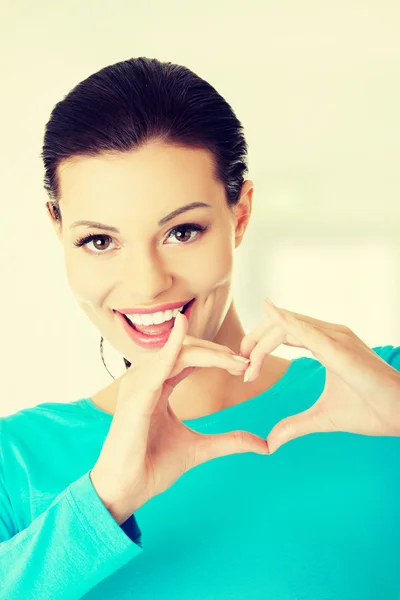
[73, 223, 207, 255]
[166, 224, 207, 244]
[73, 234, 115, 254]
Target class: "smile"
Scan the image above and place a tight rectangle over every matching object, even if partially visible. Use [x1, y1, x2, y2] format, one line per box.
[115, 298, 196, 349]
[123, 301, 190, 327]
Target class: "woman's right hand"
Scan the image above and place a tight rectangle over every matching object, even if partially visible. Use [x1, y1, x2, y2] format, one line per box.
[90, 311, 269, 524]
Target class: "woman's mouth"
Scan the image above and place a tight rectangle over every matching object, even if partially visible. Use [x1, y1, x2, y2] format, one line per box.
[115, 298, 195, 349]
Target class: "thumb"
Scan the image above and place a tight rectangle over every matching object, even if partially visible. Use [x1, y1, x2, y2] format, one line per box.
[197, 430, 269, 465]
[266, 406, 330, 454]
[121, 311, 188, 401]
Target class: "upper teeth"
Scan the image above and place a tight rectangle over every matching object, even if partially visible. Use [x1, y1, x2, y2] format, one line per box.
[124, 305, 186, 326]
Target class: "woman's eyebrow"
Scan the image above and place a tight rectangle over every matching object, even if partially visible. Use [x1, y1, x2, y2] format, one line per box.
[69, 202, 212, 233]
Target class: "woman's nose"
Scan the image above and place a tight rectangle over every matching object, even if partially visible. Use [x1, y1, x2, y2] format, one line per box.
[120, 250, 172, 298]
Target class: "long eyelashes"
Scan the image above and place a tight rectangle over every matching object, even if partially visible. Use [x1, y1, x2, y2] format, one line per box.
[73, 222, 208, 254]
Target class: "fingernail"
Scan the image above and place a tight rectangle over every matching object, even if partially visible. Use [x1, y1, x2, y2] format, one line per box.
[244, 369, 251, 382]
[244, 365, 256, 382]
[233, 355, 250, 363]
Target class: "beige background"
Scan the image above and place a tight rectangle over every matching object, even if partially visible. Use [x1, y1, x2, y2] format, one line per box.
[1, 0, 399, 417]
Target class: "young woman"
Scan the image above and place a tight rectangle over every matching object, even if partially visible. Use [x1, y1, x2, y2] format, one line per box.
[1, 57, 399, 599]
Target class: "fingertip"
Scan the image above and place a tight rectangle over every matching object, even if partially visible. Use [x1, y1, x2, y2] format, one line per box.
[172, 311, 184, 336]
[167, 311, 187, 350]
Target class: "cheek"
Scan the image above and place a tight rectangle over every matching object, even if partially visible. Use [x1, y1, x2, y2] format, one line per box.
[64, 254, 109, 304]
[178, 234, 234, 287]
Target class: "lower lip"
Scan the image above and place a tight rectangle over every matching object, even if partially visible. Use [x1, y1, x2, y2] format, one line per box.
[115, 299, 195, 349]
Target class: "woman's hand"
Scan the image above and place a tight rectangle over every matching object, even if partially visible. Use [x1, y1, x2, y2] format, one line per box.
[239, 298, 400, 454]
[91, 312, 267, 525]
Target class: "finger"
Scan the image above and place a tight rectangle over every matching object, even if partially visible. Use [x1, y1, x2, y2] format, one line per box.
[240, 316, 273, 358]
[195, 430, 269, 464]
[240, 317, 310, 360]
[150, 311, 189, 385]
[119, 313, 188, 406]
[239, 303, 331, 359]
[262, 301, 346, 372]
[182, 335, 236, 355]
[169, 345, 250, 378]
[133, 313, 191, 411]
[243, 325, 284, 380]
[266, 405, 337, 454]
[244, 320, 317, 382]
[240, 298, 351, 360]
[262, 303, 384, 399]
[264, 299, 350, 333]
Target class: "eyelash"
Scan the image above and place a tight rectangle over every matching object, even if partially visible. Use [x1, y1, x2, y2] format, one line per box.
[73, 223, 208, 255]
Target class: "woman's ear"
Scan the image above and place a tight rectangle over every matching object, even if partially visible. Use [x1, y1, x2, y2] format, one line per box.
[46, 202, 63, 242]
[234, 181, 254, 248]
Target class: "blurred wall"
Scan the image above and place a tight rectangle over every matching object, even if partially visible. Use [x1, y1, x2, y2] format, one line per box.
[1, 0, 399, 417]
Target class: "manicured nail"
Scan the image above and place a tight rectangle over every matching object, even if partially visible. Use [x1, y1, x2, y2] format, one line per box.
[233, 355, 250, 363]
[244, 368, 251, 382]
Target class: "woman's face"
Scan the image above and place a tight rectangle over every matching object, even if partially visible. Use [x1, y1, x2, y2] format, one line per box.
[49, 141, 253, 366]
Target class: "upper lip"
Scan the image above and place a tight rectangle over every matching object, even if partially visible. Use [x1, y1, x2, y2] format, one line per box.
[115, 298, 194, 315]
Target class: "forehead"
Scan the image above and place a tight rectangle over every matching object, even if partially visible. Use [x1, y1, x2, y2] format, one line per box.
[58, 142, 220, 211]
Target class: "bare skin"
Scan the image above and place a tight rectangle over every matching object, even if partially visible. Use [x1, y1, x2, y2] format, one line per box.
[90, 350, 292, 421]
[46, 140, 292, 421]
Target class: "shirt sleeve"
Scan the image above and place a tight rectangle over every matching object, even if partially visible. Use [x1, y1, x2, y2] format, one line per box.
[0, 451, 144, 599]
[373, 344, 400, 372]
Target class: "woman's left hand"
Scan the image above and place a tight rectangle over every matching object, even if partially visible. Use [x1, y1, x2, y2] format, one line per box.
[239, 298, 400, 454]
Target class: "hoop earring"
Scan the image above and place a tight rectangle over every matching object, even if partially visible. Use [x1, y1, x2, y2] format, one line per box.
[100, 336, 116, 380]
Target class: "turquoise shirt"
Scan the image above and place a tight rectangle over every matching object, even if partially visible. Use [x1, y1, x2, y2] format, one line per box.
[1, 345, 399, 599]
